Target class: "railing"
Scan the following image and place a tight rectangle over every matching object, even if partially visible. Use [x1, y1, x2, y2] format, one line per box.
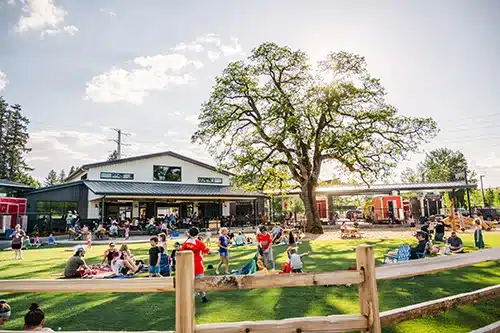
[0, 246, 499, 333]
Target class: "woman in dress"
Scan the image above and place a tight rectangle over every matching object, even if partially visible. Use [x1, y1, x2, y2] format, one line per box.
[11, 224, 26, 260]
[474, 219, 485, 249]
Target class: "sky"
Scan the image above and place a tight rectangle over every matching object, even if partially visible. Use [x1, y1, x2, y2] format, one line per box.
[0, 0, 500, 187]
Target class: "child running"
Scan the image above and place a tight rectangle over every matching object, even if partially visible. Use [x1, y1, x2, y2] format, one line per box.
[216, 227, 230, 275]
[181, 227, 215, 303]
[257, 226, 275, 270]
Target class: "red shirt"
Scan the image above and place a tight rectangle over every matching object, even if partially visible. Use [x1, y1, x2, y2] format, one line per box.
[257, 233, 272, 249]
[181, 238, 210, 275]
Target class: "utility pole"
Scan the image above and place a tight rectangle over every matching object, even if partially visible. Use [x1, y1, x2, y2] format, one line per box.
[464, 169, 472, 214]
[110, 128, 130, 159]
[480, 175, 486, 207]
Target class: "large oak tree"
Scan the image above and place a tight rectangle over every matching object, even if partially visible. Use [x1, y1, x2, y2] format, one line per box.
[193, 43, 438, 233]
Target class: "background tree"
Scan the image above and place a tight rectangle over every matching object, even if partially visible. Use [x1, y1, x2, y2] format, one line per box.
[59, 169, 66, 183]
[69, 166, 76, 175]
[484, 188, 496, 207]
[193, 42, 438, 233]
[44, 169, 58, 186]
[401, 148, 474, 208]
[0, 97, 34, 184]
[108, 150, 119, 161]
[288, 197, 305, 222]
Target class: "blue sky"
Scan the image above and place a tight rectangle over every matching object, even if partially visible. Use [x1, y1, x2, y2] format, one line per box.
[0, 0, 500, 187]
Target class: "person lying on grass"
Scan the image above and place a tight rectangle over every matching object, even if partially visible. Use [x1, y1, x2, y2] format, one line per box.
[447, 232, 464, 253]
[24, 303, 52, 332]
[64, 248, 91, 278]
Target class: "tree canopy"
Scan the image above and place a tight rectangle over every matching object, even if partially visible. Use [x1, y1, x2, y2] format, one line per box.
[0, 97, 35, 186]
[400, 148, 474, 207]
[193, 42, 438, 233]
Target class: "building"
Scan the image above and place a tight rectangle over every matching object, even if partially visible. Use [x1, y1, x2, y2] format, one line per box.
[25, 151, 267, 226]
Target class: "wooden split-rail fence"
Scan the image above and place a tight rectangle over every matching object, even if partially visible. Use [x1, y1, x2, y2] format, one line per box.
[0, 245, 500, 333]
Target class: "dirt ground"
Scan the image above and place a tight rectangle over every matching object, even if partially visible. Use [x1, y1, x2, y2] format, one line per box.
[307, 227, 500, 241]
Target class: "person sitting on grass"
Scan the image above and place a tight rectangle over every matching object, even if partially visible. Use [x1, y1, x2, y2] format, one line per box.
[447, 232, 464, 253]
[0, 300, 11, 327]
[434, 220, 445, 242]
[64, 248, 91, 278]
[410, 231, 428, 260]
[101, 242, 119, 266]
[234, 231, 246, 246]
[119, 244, 143, 273]
[47, 234, 56, 246]
[289, 248, 310, 273]
[24, 303, 53, 332]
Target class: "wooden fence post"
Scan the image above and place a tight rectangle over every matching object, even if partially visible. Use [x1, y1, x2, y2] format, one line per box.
[356, 245, 381, 333]
[176, 251, 195, 333]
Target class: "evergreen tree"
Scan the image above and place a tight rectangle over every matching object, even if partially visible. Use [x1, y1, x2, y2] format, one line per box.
[69, 166, 76, 175]
[108, 150, 119, 161]
[0, 97, 33, 183]
[59, 169, 66, 183]
[44, 169, 58, 186]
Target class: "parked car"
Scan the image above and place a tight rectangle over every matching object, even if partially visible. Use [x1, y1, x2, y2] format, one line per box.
[476, 208, 500, 221]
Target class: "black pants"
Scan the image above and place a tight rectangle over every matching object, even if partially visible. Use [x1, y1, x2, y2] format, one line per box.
[292, 268, 302, 273]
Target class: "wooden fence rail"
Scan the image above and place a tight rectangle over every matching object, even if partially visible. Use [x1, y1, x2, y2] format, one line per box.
[0, 246, 499, 333]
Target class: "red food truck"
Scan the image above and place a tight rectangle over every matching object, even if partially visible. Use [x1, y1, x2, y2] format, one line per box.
[0, 197, 27, 232]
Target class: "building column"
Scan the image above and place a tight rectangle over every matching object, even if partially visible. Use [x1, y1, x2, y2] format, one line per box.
[327, 194, 334, 224]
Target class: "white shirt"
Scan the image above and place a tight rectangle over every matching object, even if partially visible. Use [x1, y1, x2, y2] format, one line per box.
[110, 225, 118, 233]
[112, 259, 125, 275]
[290, 253, 303, 269]
[206, 231, 212, 238]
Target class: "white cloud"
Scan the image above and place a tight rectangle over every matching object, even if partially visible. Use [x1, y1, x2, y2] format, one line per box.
[185, 114, 199, 124]
[207, 51, 220, 62]
[191, 60, 204, 69]
[85, 52, 200, 105]
[196, 33, 222, 46]
[220, 37, 244, 56]
[15, 0, 78, 38]
[40, 24, 77, 38]
[166, 111, 182, 117]
[0, 71, 8, 92]
[164, 130, 177, 137]
[173, 42, 204, 53]
[99, 8, 116, 16]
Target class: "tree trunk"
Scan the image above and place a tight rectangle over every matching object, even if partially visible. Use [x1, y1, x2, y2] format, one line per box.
[301, 183, 324, 234]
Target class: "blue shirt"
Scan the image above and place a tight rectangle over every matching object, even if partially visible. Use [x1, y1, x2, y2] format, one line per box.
[219, 235, 229, 249]
[48, 236, 55, 244]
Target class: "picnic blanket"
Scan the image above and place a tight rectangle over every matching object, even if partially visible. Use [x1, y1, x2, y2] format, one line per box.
[52, 265, 114, 279]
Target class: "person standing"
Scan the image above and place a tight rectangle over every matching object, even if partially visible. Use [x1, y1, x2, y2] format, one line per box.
[257, 226, 275, 270]
[10, 224, 26, 260]
[181, 227, 216, 303]
[216, 227, 230, 275]
[474, 220, 485, 249]
[148, 237, 162, 277]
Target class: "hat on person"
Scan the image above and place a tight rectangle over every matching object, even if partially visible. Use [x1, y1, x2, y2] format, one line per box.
[74, 247, 86, 256]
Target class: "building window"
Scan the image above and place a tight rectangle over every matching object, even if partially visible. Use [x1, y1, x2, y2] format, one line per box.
[153, 165, 182, 182]
[100, 172, 134, 180]
[198, 177, 223, 184]
[36, 201, 78, 219]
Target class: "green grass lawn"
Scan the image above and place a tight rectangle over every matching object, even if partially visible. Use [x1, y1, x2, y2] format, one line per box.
[1, 234, 499, 332]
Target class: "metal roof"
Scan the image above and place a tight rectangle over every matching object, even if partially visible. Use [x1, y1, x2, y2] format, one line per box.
[84, 181, 264, 197]
[0, 179, 34, 189]
[26, 180, 266, 198]
[273, 181, 477, 196]
[79, 151, 232, 176]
